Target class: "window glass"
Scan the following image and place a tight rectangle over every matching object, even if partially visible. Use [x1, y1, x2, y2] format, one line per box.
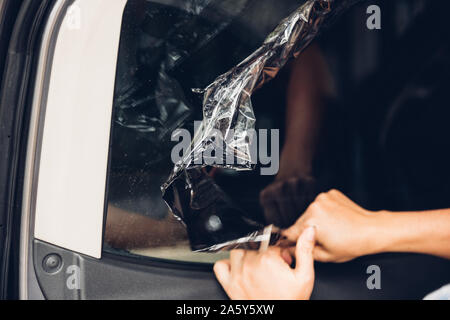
[104, 0, 300, 262]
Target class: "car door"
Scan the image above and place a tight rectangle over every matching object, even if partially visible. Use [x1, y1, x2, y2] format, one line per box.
[15, 0, 238, 300]
[0, 0, 52, 300]
[3, 0, 450, 300]
[15, 0, 330, 300]
[4, 0, 304, 301]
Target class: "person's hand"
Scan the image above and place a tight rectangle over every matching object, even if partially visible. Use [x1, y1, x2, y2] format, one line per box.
[213, 227, 316, 300]
[260, 175, 317, 228]
[283, 189, 381, 263]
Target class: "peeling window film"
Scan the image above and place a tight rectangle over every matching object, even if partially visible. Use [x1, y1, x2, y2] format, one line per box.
[161, 0, 358, 252]
[104, 0, 357, 261]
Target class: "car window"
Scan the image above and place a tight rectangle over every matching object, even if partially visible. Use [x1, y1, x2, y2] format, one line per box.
[103, 0, 302, 263]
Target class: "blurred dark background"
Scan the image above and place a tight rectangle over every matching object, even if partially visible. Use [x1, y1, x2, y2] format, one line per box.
[107, 0, 450, 223]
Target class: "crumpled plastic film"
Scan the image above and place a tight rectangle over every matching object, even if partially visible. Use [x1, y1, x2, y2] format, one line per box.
[163, 168, 281, 251]
[162, 0, 359, 252]
[163, 0, 358, 184]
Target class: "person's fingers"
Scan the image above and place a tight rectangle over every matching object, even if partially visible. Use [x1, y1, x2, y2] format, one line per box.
[282, 240, 318, 262]
[283, 246, 296, 258]
[282, 219, 307, 241]
[327, 189, 368, 216]
[327, 189, 360, 209]
[294, 226, 316, 282]
[213, 260, 231, 288]
[265, 246, 283, 256]
[230, 249, 246, 276]
[281, 248, 293, 265]
[313, 246, 332, 262]
[327, 189, 349, 204]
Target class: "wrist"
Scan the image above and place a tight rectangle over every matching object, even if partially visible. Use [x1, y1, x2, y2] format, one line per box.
[362, 210, 395, 256]
[277, 155, 313, 181]
[279, 144, 313, 168]
[366, 210, 421, 255]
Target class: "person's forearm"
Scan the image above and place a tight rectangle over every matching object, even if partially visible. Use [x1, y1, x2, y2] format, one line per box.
[280, 43, 334, 179]
[105, 206, 187, 249]
[369, 209, 450, 259]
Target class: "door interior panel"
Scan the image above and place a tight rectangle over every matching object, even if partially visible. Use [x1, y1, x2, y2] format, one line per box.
[34, 240, 227, 300]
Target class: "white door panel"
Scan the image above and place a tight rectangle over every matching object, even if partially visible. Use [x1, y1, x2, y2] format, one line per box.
[34, 0, 128, 258]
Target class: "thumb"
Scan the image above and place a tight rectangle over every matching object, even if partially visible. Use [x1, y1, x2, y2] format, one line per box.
[294, 226, 316, 281]
[214, 260, 231, 289]
[283, 223, 304, 242]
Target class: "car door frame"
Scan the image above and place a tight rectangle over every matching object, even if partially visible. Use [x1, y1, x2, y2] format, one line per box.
[18, 0, 227, 300]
